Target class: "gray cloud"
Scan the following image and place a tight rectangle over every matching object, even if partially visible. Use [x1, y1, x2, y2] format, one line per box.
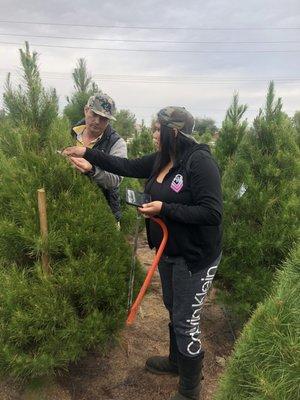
[0, 0, 299, 125]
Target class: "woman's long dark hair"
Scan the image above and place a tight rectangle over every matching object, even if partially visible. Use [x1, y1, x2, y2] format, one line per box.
[153, 124, 195, 176]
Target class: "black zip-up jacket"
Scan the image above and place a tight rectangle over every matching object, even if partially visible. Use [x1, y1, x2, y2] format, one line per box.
[84, 144, 222, 273]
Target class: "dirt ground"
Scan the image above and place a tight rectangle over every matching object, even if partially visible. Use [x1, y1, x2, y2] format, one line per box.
[0, 233, 235, 400]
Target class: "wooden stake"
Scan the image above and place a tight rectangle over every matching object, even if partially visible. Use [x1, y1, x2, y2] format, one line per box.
[37, 188, 50, 275]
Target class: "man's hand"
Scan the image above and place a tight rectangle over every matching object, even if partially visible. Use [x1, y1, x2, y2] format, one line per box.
[62, 146, 87, 157]
[138, 201, 163, 216]
[69, 157, 93, 173]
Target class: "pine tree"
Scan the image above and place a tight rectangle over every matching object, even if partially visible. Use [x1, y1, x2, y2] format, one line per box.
[128, 121, 155, 158]
[0, 116, 145, 379]
[64, 58, 100, 125]
[214, 93, 247, 173]
[294, 111, 300, 132]
[72, 58, 93, 92]
[193, 129, 213, 145]
[293, 110, 300, 146]
[0, 51, 143, 379]
[3, 42, 58, 144]
[217, 82, 300, 320]
[0, 108, 5, 120]
[215, 245, 300, 400]
[112, 109, 137, 141]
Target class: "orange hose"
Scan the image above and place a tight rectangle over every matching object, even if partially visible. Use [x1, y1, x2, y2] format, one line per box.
[126, 217, 168, 326]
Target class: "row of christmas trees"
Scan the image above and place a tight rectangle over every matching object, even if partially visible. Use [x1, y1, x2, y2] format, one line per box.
[211, 86, 299, 399]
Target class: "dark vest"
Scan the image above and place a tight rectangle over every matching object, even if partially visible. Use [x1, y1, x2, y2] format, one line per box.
[72, 120, 122, 221]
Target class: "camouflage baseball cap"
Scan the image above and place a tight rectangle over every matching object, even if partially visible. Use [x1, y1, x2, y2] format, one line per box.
[87, 93, 116, 121]
[157, 106, 195, 138]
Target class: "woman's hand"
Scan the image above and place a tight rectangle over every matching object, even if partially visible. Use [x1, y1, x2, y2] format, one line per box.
[62, 146, 87, 157]
[138, 201, 163, 216]
[69, 157, 93, 173]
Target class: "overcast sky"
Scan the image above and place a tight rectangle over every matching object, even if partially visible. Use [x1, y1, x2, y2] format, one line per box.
[0, 0, 299, 126]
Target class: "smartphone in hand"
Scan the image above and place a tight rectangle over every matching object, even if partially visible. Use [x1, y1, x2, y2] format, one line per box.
[125, 188, 151, 207]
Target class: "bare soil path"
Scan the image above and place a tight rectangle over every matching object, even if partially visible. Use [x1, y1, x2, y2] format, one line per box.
[0, 233, 235, 400]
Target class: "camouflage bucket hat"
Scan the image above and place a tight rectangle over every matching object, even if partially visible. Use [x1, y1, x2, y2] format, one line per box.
[157, 106, 197, 141]
[87, 93, 116, 121]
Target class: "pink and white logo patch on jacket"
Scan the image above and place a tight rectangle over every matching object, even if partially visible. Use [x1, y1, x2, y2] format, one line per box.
[171, 174, 184, 193]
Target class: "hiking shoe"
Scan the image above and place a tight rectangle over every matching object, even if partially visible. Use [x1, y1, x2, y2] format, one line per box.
[145, 355, 179, 375]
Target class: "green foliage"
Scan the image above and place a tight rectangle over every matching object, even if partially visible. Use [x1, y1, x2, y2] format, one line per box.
[293, 110, 300, 146]
[0, 267, 82, 378]
[63, 58, 100, 125]
[0, 118, 143, 379]
[217, 82, 300, 320]
[194, 117, 217, 135]
[64, 92, 90, 126]
[72, 58, 95, 93]
[128, 122, 155, 158]
[112, 109, 136, 140]
[214, 93, 248, 173]
[294, 110, 300, 132]
[194, 130, 213, 145]
[3, 42, 58, 144]
[215, 244, 300, 400]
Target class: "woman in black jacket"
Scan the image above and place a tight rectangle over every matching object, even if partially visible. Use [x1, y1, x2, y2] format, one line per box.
[63, 106, 222, 400]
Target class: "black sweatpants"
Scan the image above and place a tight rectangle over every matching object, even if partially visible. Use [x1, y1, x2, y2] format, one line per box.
[158, 253, 222, 358]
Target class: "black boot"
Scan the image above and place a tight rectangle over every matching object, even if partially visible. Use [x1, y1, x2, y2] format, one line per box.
[170, 351, 204, 400]
[145, 323, 178, 375]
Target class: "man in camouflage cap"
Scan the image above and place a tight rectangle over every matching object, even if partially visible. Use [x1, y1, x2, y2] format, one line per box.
[71, 93, 127, 225]
[157, 106, 197, 140]
[87, 93, 117, 121]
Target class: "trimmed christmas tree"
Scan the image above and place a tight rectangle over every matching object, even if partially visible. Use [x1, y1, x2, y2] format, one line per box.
[214, 244, 300, 400]
[0, 44, 143, 380]
[217, 82, 300, 320]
